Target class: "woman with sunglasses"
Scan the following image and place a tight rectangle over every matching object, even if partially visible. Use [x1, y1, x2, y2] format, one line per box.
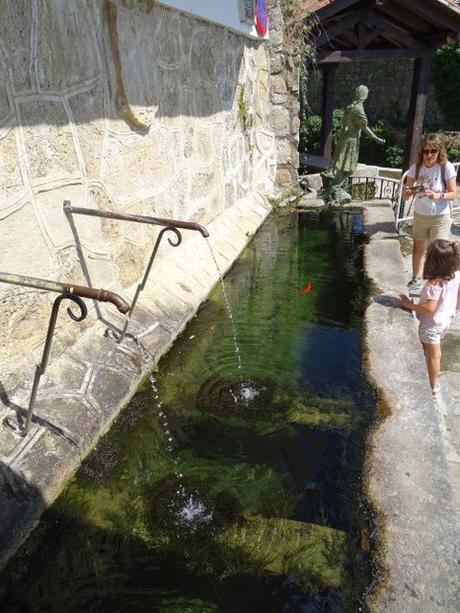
[404, 133, 457, 292]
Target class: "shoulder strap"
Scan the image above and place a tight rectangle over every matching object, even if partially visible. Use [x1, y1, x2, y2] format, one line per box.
[415, 162, 421, 180]
[442, 163, 446, 188]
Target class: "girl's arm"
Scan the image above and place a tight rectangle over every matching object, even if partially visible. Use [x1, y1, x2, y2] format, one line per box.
[399, 294, 438, 314]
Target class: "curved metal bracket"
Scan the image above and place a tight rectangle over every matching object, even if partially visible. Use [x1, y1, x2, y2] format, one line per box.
[14, 293, 87, 436]
[118, 226, 183, 342]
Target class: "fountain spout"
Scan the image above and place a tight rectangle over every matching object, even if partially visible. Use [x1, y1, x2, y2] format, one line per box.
[0, 273, 130, 314]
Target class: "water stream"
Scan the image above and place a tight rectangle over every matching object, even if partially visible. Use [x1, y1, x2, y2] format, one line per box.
[0, 209, 377, 612]
[207, 242, 243, 379]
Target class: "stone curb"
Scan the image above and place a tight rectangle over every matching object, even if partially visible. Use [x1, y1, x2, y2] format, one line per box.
[363, 204, 460, 612]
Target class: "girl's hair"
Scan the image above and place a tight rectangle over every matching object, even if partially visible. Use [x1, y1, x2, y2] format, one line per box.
[423, 240, 460, 281]
[415, 133, 448, 168]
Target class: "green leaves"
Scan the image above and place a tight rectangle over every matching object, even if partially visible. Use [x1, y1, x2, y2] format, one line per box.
[432, 44, 460, 129]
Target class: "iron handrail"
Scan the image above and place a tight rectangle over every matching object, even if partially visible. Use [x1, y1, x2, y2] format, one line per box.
[0, 272, 130, 436]
[64, 201, 209, 342]
[63, 203, 209, 237]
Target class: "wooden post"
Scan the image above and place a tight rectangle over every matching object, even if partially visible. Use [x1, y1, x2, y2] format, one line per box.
[320, 64, 337, 161]
[403, 55, 432, 170]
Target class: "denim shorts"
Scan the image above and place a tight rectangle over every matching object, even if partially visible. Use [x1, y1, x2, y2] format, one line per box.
[418, 322, 447, 345]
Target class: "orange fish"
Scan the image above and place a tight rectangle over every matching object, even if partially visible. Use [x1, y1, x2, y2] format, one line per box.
[300, 281, 313, 296]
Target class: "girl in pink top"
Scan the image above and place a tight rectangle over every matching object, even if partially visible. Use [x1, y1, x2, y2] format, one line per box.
[400, 240, 460, 396]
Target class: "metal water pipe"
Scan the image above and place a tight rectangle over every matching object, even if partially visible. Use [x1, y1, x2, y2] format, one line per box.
[63, 201, 209, 342]
[0, 272, 129, 436]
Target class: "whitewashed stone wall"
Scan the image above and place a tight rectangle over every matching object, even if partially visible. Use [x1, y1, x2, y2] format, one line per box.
[0, 0, 276, 386]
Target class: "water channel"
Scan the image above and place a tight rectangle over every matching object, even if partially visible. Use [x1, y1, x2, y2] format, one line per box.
[0, 209, 377, 612]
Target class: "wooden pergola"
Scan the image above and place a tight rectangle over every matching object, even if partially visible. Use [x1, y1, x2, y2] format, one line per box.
[305, 0, 460, 169]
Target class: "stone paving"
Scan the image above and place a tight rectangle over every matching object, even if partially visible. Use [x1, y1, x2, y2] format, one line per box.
[365, 200, 460, 612]
[401, 209, 460, 515]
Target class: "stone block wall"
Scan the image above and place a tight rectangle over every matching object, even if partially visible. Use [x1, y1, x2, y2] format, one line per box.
[0, 0, 276, 388]
[268, 0, 301, 191]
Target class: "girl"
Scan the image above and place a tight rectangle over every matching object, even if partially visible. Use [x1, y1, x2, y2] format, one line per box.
[400, 240, 460, 397]
[404, 133, 457, 292]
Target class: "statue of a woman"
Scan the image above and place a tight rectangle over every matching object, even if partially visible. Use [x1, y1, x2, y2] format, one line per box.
[323, 85, 385, 203]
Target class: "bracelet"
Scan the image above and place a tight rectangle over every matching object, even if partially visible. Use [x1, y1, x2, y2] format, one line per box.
[441, 192, 445, 200]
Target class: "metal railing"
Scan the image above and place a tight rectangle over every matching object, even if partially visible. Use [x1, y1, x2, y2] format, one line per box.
[0, 273, 129, 436]
[393, 162, 460, 233]
[64, 201, 209, 342]
[347, 174, 400, 202]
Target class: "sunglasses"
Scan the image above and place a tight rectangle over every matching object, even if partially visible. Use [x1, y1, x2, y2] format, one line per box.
[423, 149, 439, 155]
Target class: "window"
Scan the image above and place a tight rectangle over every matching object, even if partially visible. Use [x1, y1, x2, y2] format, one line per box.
[239, 0, 254, 23]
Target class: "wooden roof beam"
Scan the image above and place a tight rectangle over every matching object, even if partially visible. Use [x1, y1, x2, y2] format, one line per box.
[337, 30, 359, 47]
[379, 4, 431, 33]
[364, 25, 384, 47]
[314, 11, 364, 47]
[369, 13, 428, 49]
[318, 47, 434, 62]
[314, 0, 362, 21]
[398, 0, 460, 33]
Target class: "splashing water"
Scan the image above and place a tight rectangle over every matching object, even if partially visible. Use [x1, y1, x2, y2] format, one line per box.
[240, 386, 260, 403]
[148, 378, 214, 534]
[177, 495, 213, 530]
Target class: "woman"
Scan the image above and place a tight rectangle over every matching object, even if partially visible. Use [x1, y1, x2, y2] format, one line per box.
[404, 133, 457, 292]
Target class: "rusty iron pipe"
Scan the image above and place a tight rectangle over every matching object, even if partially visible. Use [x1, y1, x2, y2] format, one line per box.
[0, 272, 130, 314]
[63, 202, 209, 237]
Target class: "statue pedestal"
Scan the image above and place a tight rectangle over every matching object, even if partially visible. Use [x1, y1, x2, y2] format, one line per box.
[330, 185, 352, 204]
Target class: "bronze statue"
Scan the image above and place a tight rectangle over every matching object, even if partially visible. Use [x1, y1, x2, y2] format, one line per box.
[323, 85, 385, 204]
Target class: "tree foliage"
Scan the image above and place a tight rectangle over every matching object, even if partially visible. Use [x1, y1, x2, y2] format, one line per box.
[432, 43, 460, 129]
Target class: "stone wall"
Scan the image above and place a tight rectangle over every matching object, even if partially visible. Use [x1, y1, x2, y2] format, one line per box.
[0, 0, 276, 388]
[268, 0, 301, 191]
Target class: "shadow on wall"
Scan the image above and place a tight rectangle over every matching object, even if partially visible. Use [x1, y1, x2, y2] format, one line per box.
[0, 0, 255, 128]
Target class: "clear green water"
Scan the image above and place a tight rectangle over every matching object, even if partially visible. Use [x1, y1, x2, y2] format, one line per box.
[0, 210, 376, 612]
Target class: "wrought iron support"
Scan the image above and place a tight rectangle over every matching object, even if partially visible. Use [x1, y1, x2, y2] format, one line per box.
[119, 226, 182, 342]
[22, 294, 87, 436]
[63, 201, 209, 342]
[0, 272, 130, 436]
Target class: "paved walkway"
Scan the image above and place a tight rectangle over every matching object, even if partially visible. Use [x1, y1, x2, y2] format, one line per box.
[402, 213, 460, 514]
[365, 200, 460, 612]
